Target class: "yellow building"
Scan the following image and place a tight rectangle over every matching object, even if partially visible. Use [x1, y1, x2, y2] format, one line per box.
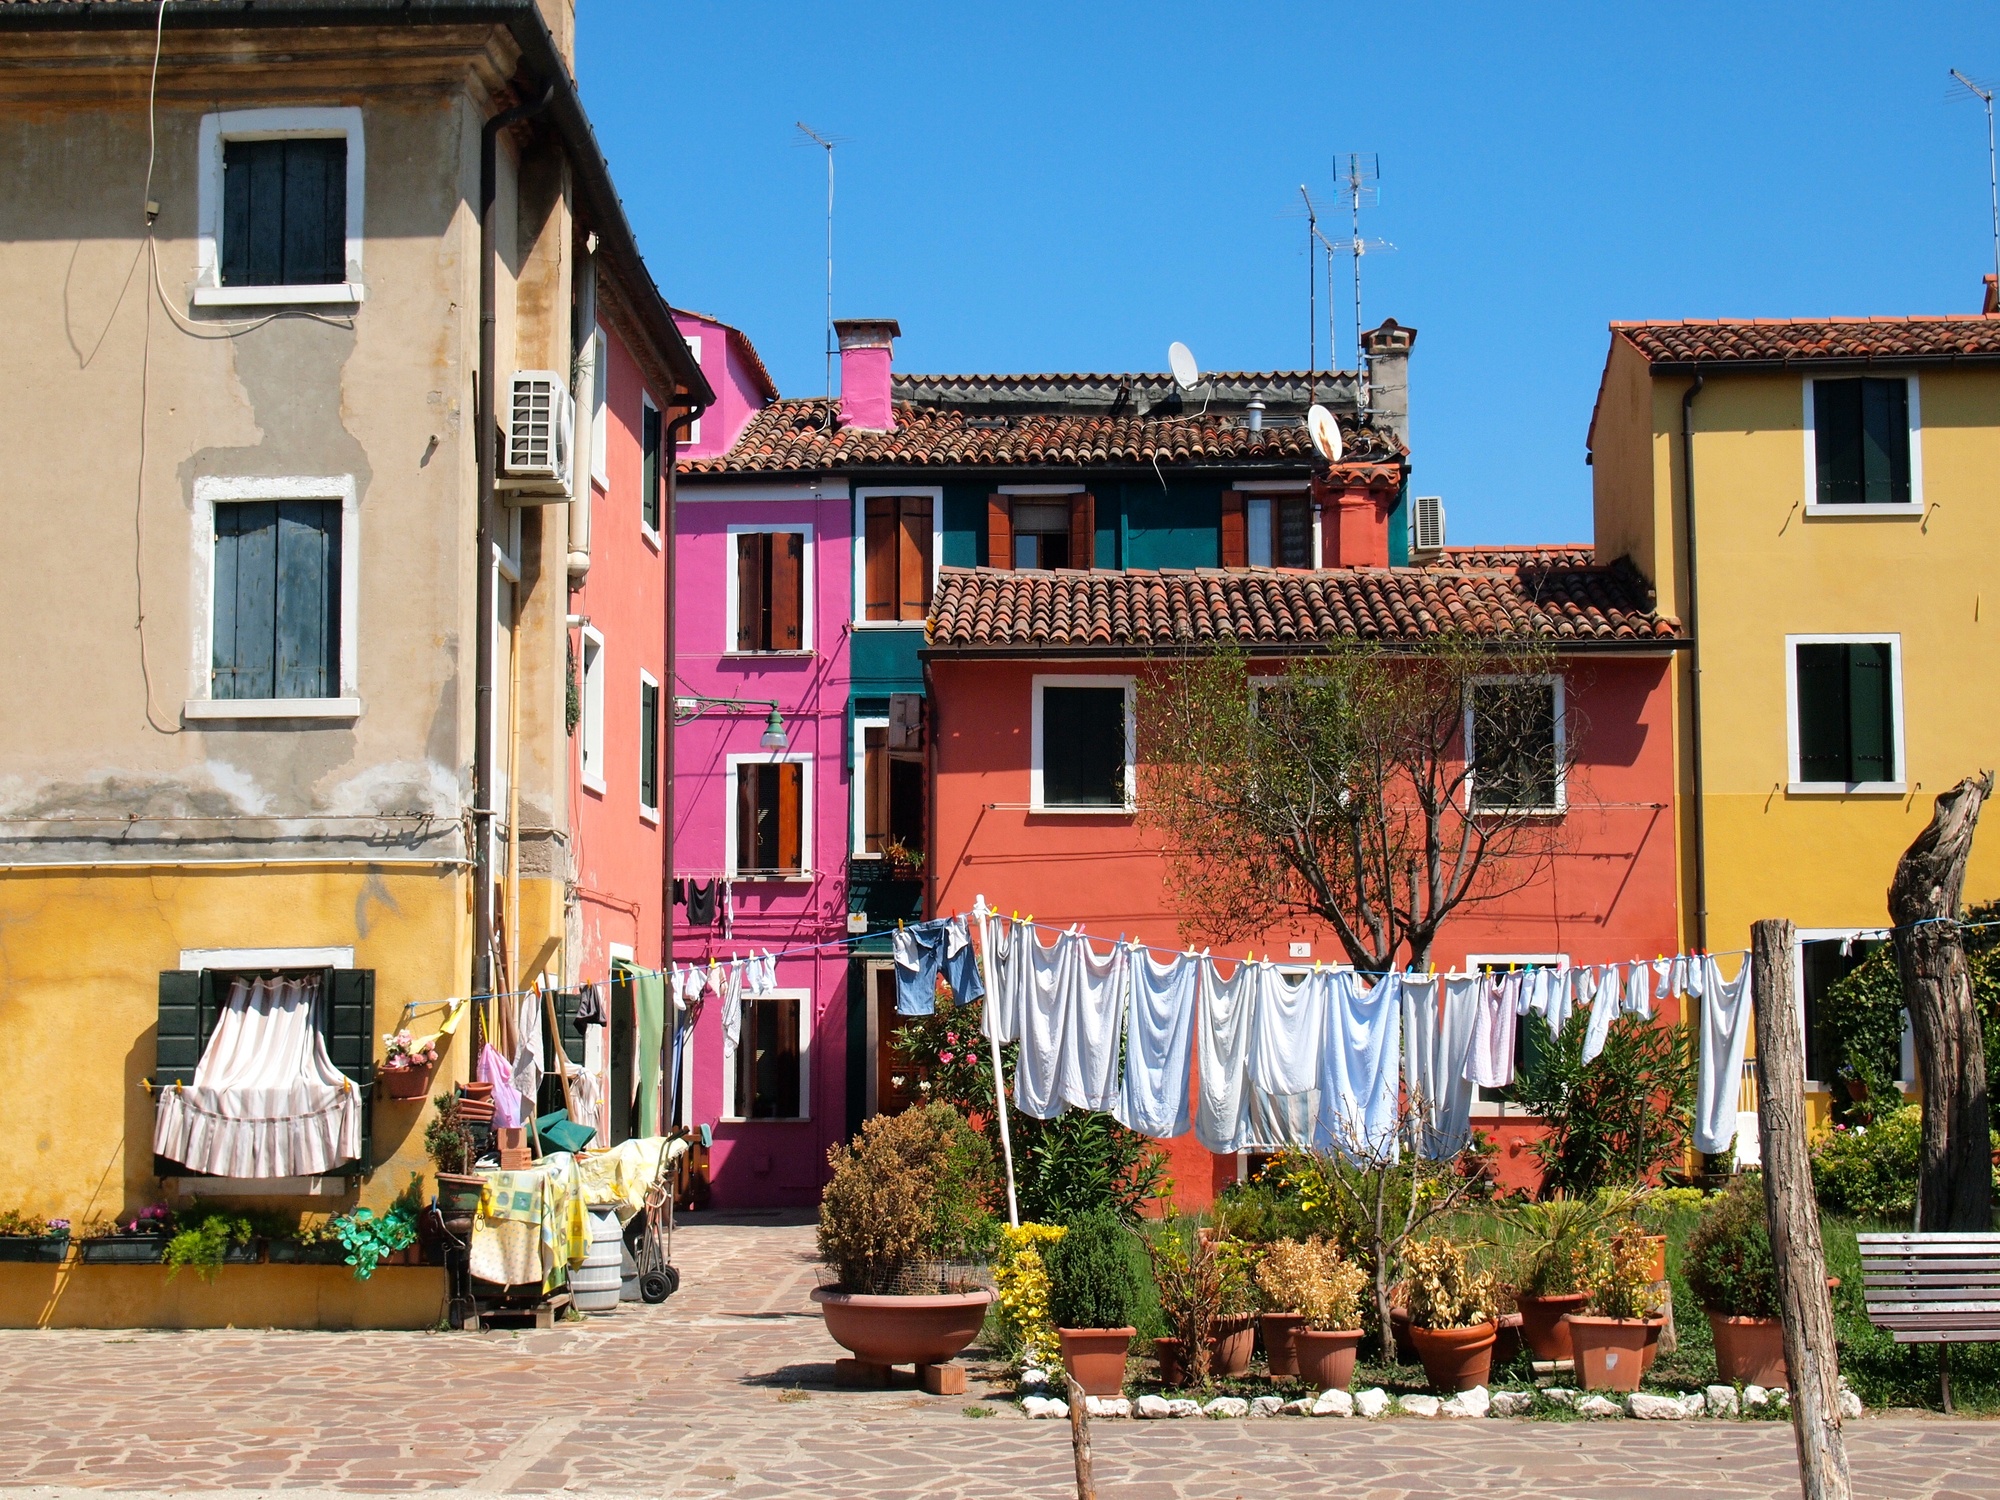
[0, 0, 705, 1325]
[1590, 305, 2000, 1127]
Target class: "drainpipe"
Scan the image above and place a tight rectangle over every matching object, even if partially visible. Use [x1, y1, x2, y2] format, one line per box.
[1681, 371, 1708, 954]
[475, 81, 554, 1001]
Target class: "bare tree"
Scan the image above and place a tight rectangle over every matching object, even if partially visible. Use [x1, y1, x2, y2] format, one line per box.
[1138, 636, 1577, 971]
[1888, 772, 1995, 1232]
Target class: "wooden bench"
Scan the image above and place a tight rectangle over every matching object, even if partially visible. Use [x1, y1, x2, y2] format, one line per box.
[1858, 1232, 2000, 1412]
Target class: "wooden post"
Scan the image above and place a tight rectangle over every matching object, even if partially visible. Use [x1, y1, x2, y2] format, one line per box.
[1064, 1372, 1097, 1500]
[1752, 918, 1853, 1500]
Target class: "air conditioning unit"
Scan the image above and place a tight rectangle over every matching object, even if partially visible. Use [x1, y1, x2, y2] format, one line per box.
[500, 370, 575, 501]
[1411, 495, 1446, 556]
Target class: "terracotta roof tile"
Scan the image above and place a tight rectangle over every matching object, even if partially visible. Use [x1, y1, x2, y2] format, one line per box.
[928, 559, 1679, 651]
[1614, 317, 2000, 367]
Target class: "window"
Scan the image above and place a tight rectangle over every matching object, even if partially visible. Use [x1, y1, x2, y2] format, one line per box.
[681, 336, 703, 447]
[589, 330, 609, 486]
[1809, 377, 1917, 511]
[734, 760, 806, 876]
[731, 527, 808, 652]
[988, 491, 1095, 570]
[641, 399, 663, 534]
[1797, 931, 1907, 1091]
[727, 990, 807, 1120]
[1013, 500, 1071, 569]
[859, 723, 926, 859]
[863, 494, 935, 621]
[1467, 676, 1565, 813]
[639, 672, 659, 817]
[1033, 677, 1134, 811]
[1248, 495, 1315, 567]
[1788, 636, 1901, 790]
[579, 627, 606, 792]
[197, 107, 363, 306]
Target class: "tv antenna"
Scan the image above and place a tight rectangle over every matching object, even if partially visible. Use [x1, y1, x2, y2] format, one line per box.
[1950, 71, 2000, 295]
[1299, 186, 1344, 403]
[1328, 153, 1395, 407]
[795, 122, 843, 412]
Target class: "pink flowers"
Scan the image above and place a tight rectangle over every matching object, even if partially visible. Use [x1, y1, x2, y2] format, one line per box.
[382, 1029, 439, 1071]
[939, 1052, 955, 1065]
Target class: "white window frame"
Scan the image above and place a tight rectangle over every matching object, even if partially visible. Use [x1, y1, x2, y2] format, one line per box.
[1031, 674, 1137, 814]
[194, 106, 365, 307]
[1793, 927, 1912, 1091]
[724, 522, 815, 656]
[1463, 674, 1567, 815]
[589, 328, 610, 488]
[851, 713, 890, 858]
[681, 336, 703, 447]
[724, 751, 815, 880]
[1236, 478, 1319, 568]
[851, 486, 944, 628]
[721, 985, 811, 1122]
[1783, 633, 1906, 795]
[639, 393, 663, 552]
[1463, 953, 1569, 1119]
[1802, 375, 1924, 518]
[579, 626, 607, 794]
[184, 474, 361, 721]
[638, 668, 661, 823]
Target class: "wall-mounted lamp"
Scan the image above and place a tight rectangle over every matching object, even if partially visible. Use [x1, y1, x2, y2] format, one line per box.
[674, 693, 788, 752]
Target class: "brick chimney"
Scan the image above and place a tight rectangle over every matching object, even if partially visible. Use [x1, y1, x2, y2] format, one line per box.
[1361, 318, 1417, 449]
[835, 318, 901, 432]
[1314, 467, 1401, 569]
[1985, 274, 1998, 314]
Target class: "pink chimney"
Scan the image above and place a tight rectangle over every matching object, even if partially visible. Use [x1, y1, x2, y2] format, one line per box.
[835, 317, 900, 432]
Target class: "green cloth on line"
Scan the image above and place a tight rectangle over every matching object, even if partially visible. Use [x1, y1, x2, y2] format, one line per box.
[635, 970, 666, 1138]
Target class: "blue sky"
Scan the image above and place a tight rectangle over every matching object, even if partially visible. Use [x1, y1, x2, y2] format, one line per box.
[580, 2, 2000, 544]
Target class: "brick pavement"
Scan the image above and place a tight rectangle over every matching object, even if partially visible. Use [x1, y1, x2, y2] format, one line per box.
[0, 1212, 1996, 1498]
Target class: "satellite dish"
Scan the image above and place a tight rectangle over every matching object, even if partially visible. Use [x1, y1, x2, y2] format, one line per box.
[1306, 404, 1343, 463]
[1167, 341, 1200, 391]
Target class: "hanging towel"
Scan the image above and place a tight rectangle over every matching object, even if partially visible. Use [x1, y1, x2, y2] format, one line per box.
[1194, 955, 1256, 1153]
[480, 1041, 525, 1129]
[984, 918, 1026, 1047]
[1115, 943, 1197, 1139]
[722, 879, 735, 940]
[1012, 924, 1070, 1120]
[1542, 966, 1576, 1038]
[1624, 960, 1654, 1019]
[1248, 964, 1324, 1148]
[1462, 973, 1517, 1089]
[634, 970, 667, 1138]
[1403, 973, 1478, 1159]
[1580, 965, 1618, 1064]
[1316, 970, 1402, 1163]
[685, 880, 717, 927]
[511, 986, 544, 1114]
[1057, 933, 1125, 1115]
[1695, 954, 1755, 1156]
[751, 949, 779, 995]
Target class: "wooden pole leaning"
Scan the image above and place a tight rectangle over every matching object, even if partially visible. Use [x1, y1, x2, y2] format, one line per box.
[1064, 1372, 1097, 1500]
[1751, 917, 1854, 1500]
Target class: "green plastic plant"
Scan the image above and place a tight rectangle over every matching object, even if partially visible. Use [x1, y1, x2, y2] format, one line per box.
[1683, 1177, 1780, 1318]
[331, 1204, 418, 1280]
[1401, 1236, 1497, 1331]
[1046, 1210, 1145, 1331]
[163, 1208, 255, 1282]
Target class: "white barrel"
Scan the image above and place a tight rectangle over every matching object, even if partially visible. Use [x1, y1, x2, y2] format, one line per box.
[620, 1239, 640, 1301]
[571, 1206, 623, 1312]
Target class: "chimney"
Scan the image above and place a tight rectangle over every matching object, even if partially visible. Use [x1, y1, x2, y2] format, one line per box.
[1313, 467, 1399, 569]
[1360, 318, 1417, 449]
[1985, 275, 1998, 315]
[835, 318, 901, 432]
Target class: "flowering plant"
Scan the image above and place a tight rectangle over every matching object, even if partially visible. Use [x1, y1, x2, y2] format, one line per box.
[382, 1030, 439, 1072]
[993, 1222, 1065, 1369]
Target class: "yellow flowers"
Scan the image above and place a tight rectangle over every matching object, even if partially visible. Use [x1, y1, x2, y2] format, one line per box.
[994, 1222, 1066, 1369]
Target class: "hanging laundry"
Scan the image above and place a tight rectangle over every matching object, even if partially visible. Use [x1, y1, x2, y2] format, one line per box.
[480, 1041, 525, 1129]
[1542, 966, 1576, 1037]
[750, 950, 779, 995]
[1580, 965, 1618, 1064]
[1654, 955, 1676, 1002]
[1403, 973, 1478, 1159]
[685, 880, 718, 927]
[672, 879, 687, 908]
[574, 982, 607, 1029]
[893, 916, 985, 1016]
[719, 960, 748, 1051]
[1114, 943, 1197, 1140]
[984, 917, 1026, 1047]
[1316, 970, 1402, 1163]
[722, 879, 735, 940]
[1695, 954, 1755, 1157]
[1056, 932, 1126, 1115]
[1193, 956, 1256, 1153]
[1011, 924, 1070, 1120]
[1248, 964, 1324, 1148]
[511, 986, 544, 1114]
[634, 970, 667, 1138]
[1623, 960, 1653, 1019]
[1462, 972, 1517, 1090]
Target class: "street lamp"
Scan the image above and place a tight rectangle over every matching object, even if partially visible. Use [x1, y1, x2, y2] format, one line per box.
[674, 694, 789, 752]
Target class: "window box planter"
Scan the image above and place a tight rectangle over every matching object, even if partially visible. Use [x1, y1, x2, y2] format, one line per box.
[267, 1238, 347, 1265]
[80, 1234, 168, 1265]
[0, 1233, 69, 1264]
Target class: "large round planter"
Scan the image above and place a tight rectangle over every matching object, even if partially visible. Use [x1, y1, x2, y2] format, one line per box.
[1294, 1327, 1364, 1392]
[1708, 1310, 1788, 1387]
[810, 1287, 994, 1368]
[1152, 1335, 1190, 1388]
[1211, 1313, 1257, 1378]
[1564, 1314, 1663, 1393]
[1389, 1307, 1418, 1364]
[1260, 1312, 1306, 1379]
[1407, 1321, 1497, 1392]
[1515, 1290, 1591, 1362]
[1058, 1326, 1136, 1398]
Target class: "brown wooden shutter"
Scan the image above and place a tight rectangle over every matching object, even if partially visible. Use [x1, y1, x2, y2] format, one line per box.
[987, 493, 1013, 570]
[864, 497, 896, 621]
[899, 496, 932, 618]
[736, 533, 765, 651]
[1068, 492, 1096, 570]
[777, 761, 803, 871]
[770, 531, 803, 650]
[1219, 490, 1247, 567]
[736, 766, 756, 871]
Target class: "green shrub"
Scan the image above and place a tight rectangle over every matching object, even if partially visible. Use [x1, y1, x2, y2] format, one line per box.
[1046, 1210, 1145, 1330]
[1683, 1177, 1779, 1318]
[817, 1104, 999, 1293]
[1811, 1106, 1921, 1223]
[163, 1208, 255, 1282]
[1505, 1007, 1696, 1196]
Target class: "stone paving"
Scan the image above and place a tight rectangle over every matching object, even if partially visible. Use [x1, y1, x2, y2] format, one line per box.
[1, 1212, 1997, 1498]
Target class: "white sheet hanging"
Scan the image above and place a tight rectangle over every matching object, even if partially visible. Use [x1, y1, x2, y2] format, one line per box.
[153, 975, 360, 1178]
[1114, 943, 1196, 1139]
[1012, 925, 1069, 1120]
[1580, 965, 1617, 1063]
[1695, 954, 1755, 1156]
[1057, 933, 1126, 1115]
[985, 919, 1027, 1047]
[1316, 970, 1402, 1163]
[1194, 957, 1256, 1153]
[1463, 972, 1517, 1089]
[512, 985, 545, 1112]
[1403, 973, 1478, 1159]
[1248, 964, 1324, 1148]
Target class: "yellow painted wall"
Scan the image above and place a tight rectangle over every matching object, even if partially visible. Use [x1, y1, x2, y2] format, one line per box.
[0, 1264, 448, 1331]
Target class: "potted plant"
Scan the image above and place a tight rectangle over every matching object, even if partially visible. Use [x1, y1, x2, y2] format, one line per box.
[0, 1211, 69, 1264]
[1208, 1234, 1259, 1377]
[1501, 1199, 1605, 1364]
[380, 1029, 441, 1101]
[1147, 1221, 1221, 1389]
[330, 1202, 420, 1279]
[162, 1207, 260, 1281]
[268, 1215, 346, 1264]
[1049, 1210, 1147, 1398]
[1258, 1236, 1368, 1391]
[1401, 1236, 1500, 1392]
[810, 1105, 998, 1373]
[1564, 1228, 1665, 1392]
[425, 1092, 485, 1232]
[1684, 1179, 1787, 1387]
[78, 1205, 172, 1263]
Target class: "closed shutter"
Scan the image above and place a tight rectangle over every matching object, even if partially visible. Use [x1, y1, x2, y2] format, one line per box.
[987, 493, 1013, 570]
[283, 138, 347, 286]
[642, 404, 663, 531]
[1860, 378, 1910, 506]
[639, 679, 659, 809]
[898, 496, 933, 618]
[1795, 643, 1851, 782]
[777, 761, 803, 872]
[736, 532, 766, 651]
[737, 765, 759, 871]
[274, 499, 339, 699]
[864, 497, 897, 619]
[538, 989, 589, 1118]
[1849, 642, 1895, 782]
[214, 502, 277, 699]
[221, 139, 345, 288]
[1278, 496, 1314, 567]
[1813, 379, 1864, 506]
[1068, 492, 1096, 570]
[323, 968, 375, 1171]
[769, 531, 803, 650]
[156, 970, 217, 1088]
[1219, 490, 1247, 567]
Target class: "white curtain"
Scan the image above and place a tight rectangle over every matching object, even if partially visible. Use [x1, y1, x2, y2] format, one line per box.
[153, 975, 361, 1178]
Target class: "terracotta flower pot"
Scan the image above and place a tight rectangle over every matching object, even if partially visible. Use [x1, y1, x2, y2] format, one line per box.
[1407, 1321, 1498, 1392]
[1708, 1310, 1788, 1388]
[810, 1287, 994, 1368]
[1644, 1235, 1668, 1284]
[1293, 1327, 1364, 1392]
[1260, 1312, 1306, 1379]
[1152, 1336, 1190, 1388]
[1057, 1326, 1136, 1398]
[1210, 1313, 1257, 1378]
[382, 1060, 437, 1101]
[1564, 1314, 1663, 1393]
[1389, 1307, 1418, 1364]
[1515, 1290, 1591, 1362]
[1493, 1311, 1524, 1366]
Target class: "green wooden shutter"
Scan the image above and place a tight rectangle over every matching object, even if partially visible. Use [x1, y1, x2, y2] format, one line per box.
[1813, 379, 1863, 506]
[214, 502, 277, 699]
[1860, 378, 1910, 506]
[640, 679, 659, 809]
[537, 989, 590, 1118]
[222, 140, 286, 287]
[1796, 643, 1851, 782]
[156, 970, 213, 1087]
[323, 969, 375, 1171]
[282, 138, 346, 286]
[274, 499, 339, 699]
[1848, 642, 1895, 782]
[642, 404, 663, 531]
